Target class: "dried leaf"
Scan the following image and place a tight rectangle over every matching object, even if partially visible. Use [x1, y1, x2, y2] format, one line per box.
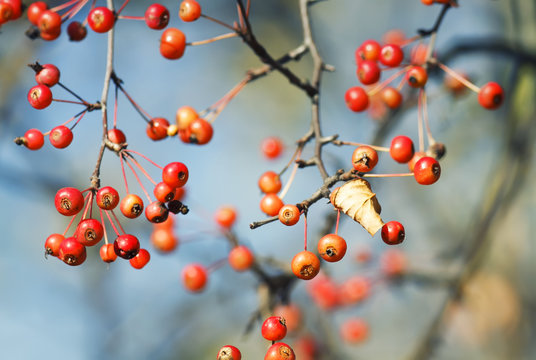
[331, 178, 384, 236]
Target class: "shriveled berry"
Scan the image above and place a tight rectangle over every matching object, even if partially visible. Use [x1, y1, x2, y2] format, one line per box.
[67, 21, 87, 41]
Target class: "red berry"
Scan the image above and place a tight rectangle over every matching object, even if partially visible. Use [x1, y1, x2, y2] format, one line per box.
[175, 105, 198, 130]
[130, 248, 151, 269]
[381, 249, 407, 277]
[217, 345, 242, 360]
[120, 193, 144, 218]
[28, 2, 48, 25]
[262, 316, 287, 342]
[146, 117, 169, 141]
[144, 3, 169, 30]
[407, 151, 426, 172]
[406, 66, 428, 88]
[182, 263, 207, 292]
[188, 118, 213, 145]
[264, 342, 295, 360]
[162, 162, 189, 188]
[260, 194, 284, 216]
[153, 181, 176, 203]
[273, 304, 302, 333]
[382, 29, 406, 46]
[54, 187, 84, 216]
[160, 28, 186, 60]
[379, 44, 404, 67]
[150, 228, 178, 253]
[357, 60, 381, 85]
[108, 128, 126, 144]
[28, 84, 52, 110]
[59, 237, 87, 266]
[317, 233, 347, 262]
[278, 204, 300, 226]
[291, 251, 320, 280]
[413, 156, 441, 185]
[344, 86, 369, 112]
[355, 39, 381, 63]
[340, 318, 368, 344]
[214, 206, 237, 228]
[258, 171, 282, 194]
[338, 276, 370, 305]
[352, 145, 378, 172]
[381, 221, 405, 245]
[75, 218, 104, 246]
[35, 64, 60, 87]
[261, 136, 284, 159]
[49, 125, 73, 149]
[23, 128, 44, 150]
[306, 273, 339, 310]
[114, 234, 140, 259]
[0, 3, 14, 24]
[390, 135, 415, 163]
[96, 186, 120, 210]
[478, 81, 504, 110]
[100, 243, 117, 263]
[1, 0, 21, 20]
[38, 10, 61, 40]
[228, 245, 254, 272]
[88, 7, 115, 33]
[145, 200, 169, 223]
[381, 87, 403, 109]
[67, 21, 87, 41]
[179, 0, 202, 22]
[45, 233, 64, 257]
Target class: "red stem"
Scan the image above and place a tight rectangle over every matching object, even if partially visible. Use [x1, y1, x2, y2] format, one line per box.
[123, 155, 152, 203]
[303, 213, 308, 251]
[120, 154, 130, 194]
[122, 149, 163, 170]
[110, 210, 126, 234]
[124, 153, 157, 186]
[335, 210, 340, 236]
[104, 210, 121, 236]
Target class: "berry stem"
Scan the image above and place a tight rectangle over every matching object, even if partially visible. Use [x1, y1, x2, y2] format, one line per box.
[362, 173, 414, 178]
[437, 62, 481, 93]
[113, 84, 119, 129]
[120, 153, 130, 194]
[52, 99, 89, 106]
[57, 82, 89, 105]
[333, 140, 390, 152]
[51, 0, 78, 13]
[115, 0, 130, 15]
[421, 90, 436, 145]
[367, 65, 411, 97]
[335, 210, 340, 236]
[187, 32, 238, 46]
[118, 85, 152, 123]
[200, 14, 236, 32]
[99, 208, 109, 245]
[117, 15, 143, 20]
[123, 155, 152, 203]
[303, 212, 308, 251]
[62, 213, 79, 237]
[110, 209, 126, 234]
[207, 258, 228, 273]
[65, 0, 89, 21]
[104, 210, 121, 236]
[279, 148, 302, 200]
[69, 110, 87, 131]
[80, 192, 93, 220]
[417, 89, 425, 152]
[122, 149, 163, 170]
[123, 152, 157, 186]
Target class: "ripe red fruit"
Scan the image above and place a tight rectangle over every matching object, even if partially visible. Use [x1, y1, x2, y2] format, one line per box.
[478, 81, 504, 110]
[114, 234, 140, 259]
[160, 28, 186, 60]
[355, 39, 381, 63]
[381, 221, 405, 245]
[379, 44, 404, 67]
[264, 342, 295, 360]
[317, 233, 347, 262]
[108, 128, 126, 144]
[130, 248, 151, 269]
[45, 233, 64, 257]
[340, 318, 368, 344]
[59, 237, 87, 266]
[306, 273, 339, 310]
[214, 206, 237, 228]
[88, 7, 115, 33]
[278, 204, 301, 226]
[407, 151, 426, 172]
[260, 194, 284, 216]
[291, 251, 320, 280]
[352, 145, 379, 172]
[381, 86, 403, 109]
[37, 10, 61, 39]
[28, 84, 53, 110]
[262, 316, 287, 342]
[258, 171, 282, 194]
[406, 66, 428, 88]
[1, 0, 21, 19]
[75, 218, 104, 246]
[389, 135, 415, 163]
[382, 29, 406, 46]
[120, 193, 144, 218]
[413, 156, 441, 185]
[27, 1, 48, 26]
[179, 0, 202, 22]
[100, 243, 117, 263]
[35, 64, 60, 87]
[345, 86, 369, 112]
[273, 304, 302, 333]
[175, 105, 198, 130]
[0, 3, 14, 24]
[23, 128, 45, 150]
[54, 187, 84, 216]
[49, 125, 73, 149]
[153, 182, 176, 203]
[188, 118, 213, 145]
[144, 3, 169, 30]
[162, 162, 189, 188]
[228, 245, 254, 272]
[145, 200, 169, 223]
[96, 186, 120, 210]
[146, 117, 169, 141]
[217, 345, 242, 360]
[338, 276, 370, 305]
[182, 263, 208, 292]
[261, 136, 284, 159]
[151, 228, 178, 253]
[381, 249, 407, 277]
[357, 60, 381, 85]
[67, 21, 87, 41]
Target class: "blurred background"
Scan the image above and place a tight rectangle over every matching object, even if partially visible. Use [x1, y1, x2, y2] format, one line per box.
[0, 0, 535, 359]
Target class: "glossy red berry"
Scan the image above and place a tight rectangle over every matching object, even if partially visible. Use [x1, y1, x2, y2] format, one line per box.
[67, 21, 87, 41]
[130, 248, 151, 269]
[228, 245, 254, 272]
[357, 60, 381, 85]
[54, 187, 84, 216]
[27, 1, 48, 26]
[107, 128, 126, 144]
[146, 117, 169, 141]
[260, 194, 284, 216]
[120, 193, 144, 218]
[160, 28, 186, 60]
[28, 84, 52, 110]
[45, 233, 64, 257]
[478, 82, 504, 110]
[217, 345, 242, 360]
[182, 263, 207, 292]
[0, 3, 14, 24]
[291, 251, 320, 280]
[37, 10, 61, 40]
[381, 87, 403, 109]
[59, 237, 87, 266]
[114, 234, 140, 259]
[153, 182, 176, 203]
[144, 3, 169, 30]
[355, 39, 381, 62]
[214, 206, 237, 228]
[162, 162, 189, 188]
[96, 186, 120, 210]
[75, 218, 104, 246]
[379, 44, 404, 67]
[278, 204, 301, 226]
[100, 243, 117, 263]
[413, 156, 441, 185]
[188, 118, 213, 145]
[340, 318, 369, 344]
[317, 233, 347, 262]
[1, 0, 21, 19]
[179, 0, 202, 22]
[264, 342, 295, 360]
[258, 171, 282, 194]
[407, 151, 426, 172]
[23, 128, 44, 150]
[35, 64, 60, 87]
[352, 145, 378, 172]
[262, 316, 287, 342]
[261, 136, 284, 159]
[345, 86, 369, 112]
[406, 66, 428, 88]
[381, 221, 405, 245]
[49, 125, 73, 149]
[145, 200, 169, 223]
[390, 135, 415, 163]
[88, 7, 115, 33]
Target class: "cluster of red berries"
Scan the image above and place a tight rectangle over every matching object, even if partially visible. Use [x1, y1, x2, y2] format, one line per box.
[0, 0, 22, 27]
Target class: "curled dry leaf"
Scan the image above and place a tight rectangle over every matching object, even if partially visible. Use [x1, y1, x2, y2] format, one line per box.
[331, 178, 384, 235]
